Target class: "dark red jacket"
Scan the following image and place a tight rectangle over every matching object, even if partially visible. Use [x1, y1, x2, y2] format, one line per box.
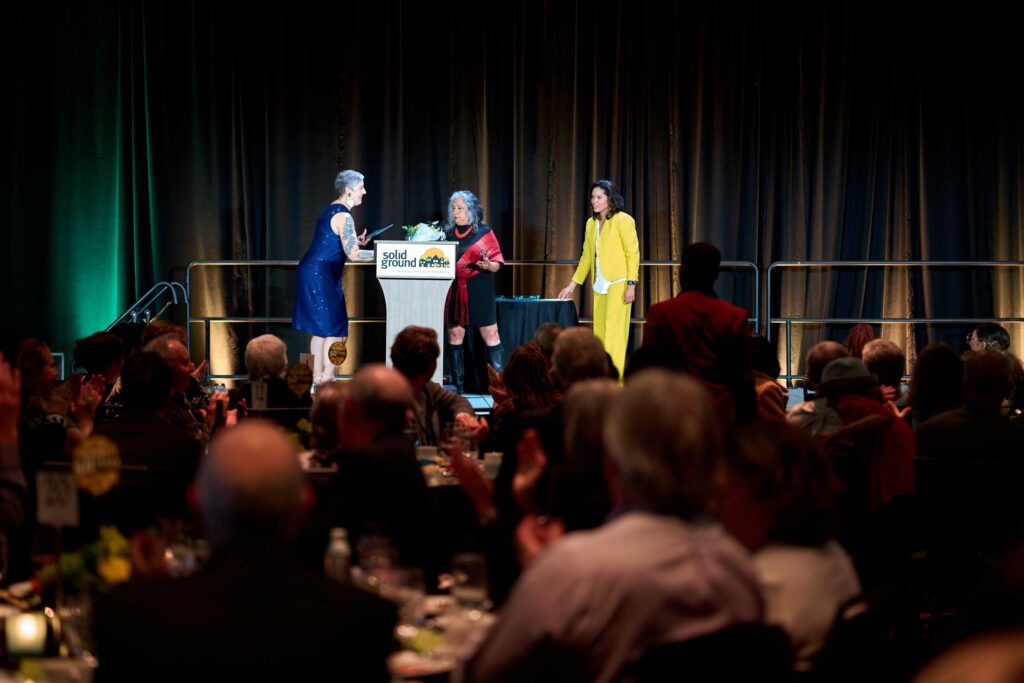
[642, 290, 756, 425]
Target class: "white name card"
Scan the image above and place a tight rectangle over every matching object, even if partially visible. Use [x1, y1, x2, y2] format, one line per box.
[36, 471, 80, 527]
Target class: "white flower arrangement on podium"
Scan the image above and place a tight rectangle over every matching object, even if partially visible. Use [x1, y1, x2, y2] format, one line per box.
[402, 220, 445, 242]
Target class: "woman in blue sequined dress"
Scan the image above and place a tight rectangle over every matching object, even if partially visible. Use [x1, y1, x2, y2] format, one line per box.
[293, 170, 374, 384]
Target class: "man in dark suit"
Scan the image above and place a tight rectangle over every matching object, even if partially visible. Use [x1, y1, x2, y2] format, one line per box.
[94, 419, 397, 683]
[314, 364, 441, 579]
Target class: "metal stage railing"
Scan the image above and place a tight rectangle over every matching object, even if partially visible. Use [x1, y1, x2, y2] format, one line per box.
[107, 281, 188, 330]
[186, 258, 759, 382]
[767, 260, 1024, 386]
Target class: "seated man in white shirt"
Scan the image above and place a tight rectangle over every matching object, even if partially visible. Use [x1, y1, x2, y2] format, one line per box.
[463, 369, 764, 683]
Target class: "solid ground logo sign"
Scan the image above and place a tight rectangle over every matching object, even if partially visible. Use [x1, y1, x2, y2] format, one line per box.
[418, 247, 451, 268]
[375, 241, 456, 279]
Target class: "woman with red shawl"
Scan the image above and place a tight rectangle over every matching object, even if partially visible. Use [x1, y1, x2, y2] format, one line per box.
[444, 190, 505, 393]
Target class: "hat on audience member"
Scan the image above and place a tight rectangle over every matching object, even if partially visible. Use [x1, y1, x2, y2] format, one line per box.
[816, 357, 877, 394]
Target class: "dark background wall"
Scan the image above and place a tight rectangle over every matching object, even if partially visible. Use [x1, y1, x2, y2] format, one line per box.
[5, 0, 1022, 373]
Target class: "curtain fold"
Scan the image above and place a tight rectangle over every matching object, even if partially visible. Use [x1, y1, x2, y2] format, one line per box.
[5, 0, 1023, 370]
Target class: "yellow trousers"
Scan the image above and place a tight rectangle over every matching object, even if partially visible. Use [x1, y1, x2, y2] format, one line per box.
[592, 280, 631, 379]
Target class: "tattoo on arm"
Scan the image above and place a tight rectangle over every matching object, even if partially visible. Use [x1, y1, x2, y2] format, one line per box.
[339, 214, 372, 261]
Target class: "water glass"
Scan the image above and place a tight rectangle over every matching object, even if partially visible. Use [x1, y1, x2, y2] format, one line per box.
[451, 552, 489, 610]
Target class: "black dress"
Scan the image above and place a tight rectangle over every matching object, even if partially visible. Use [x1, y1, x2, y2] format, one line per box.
[446, 224, 504, 327]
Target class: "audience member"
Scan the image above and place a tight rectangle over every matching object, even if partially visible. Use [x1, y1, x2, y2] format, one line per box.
[787, 341, 849, 435]
[863, 339, 907, 404]
[0, 353, 29, 581]
[229, 334, 311, 411]
[464, 369, 763, 682]
[92, 352, 203, 528]
[717, 421, 861, 671]
[73, 331, 124, 396]
[550, 326, 610, 391]
[18, 338, 102, 462]
[533, 322, 563, 364]
[488, 343, 559, 442]
[752, 335, 789, 421]
[908, 343, 965, 426]
[94, 420, 397, 682]
[642, 242, 756, 425]
[843, 323, 877, 359]
[967, 322, 1024, 417]
[144, 334, 219, 443]
[916, 351, 1024, 462]
[547, 378, 618, 533]
[816, 357, 915, 511]
[312, 364, 440, 578]
[301, 382, 348, 469]
[390, 325, 485, 446]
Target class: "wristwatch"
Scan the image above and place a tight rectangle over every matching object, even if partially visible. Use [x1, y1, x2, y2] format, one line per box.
[626, 280, 637, 286]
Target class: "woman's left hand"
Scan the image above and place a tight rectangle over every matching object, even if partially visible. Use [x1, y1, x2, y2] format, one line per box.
[624, 283, 636, 304]
[475, 259, 495, 272]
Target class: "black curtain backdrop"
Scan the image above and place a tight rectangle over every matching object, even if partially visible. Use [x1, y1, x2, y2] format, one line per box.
[5, 0, 1023, 375]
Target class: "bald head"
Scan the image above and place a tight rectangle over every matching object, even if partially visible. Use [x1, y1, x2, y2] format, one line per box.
[145, 335, 195, 394]
[806, 341, 849, 388]
[344, 364, 413, 445]
[199, 420, 305, 546]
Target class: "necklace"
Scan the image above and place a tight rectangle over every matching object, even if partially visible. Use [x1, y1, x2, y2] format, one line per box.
[454, 224, 473, 239]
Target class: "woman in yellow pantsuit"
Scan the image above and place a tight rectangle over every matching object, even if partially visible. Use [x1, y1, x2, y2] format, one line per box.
[558, 180, 640, 378]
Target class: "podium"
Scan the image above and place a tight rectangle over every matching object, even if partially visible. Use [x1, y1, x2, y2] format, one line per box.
[375, 240, 456, 384]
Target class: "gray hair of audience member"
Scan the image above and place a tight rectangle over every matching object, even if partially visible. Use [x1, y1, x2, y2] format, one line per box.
[603, 369, 721, 519]
[198, 420, 306, 546]
[552, 327, 608, 388]
[390, 326, 440, 379]
[862, 339, 905, 388]
[310, 382, 349, 451]
[334, 169, 364, 196]
[563, 379, 620, 472]
[244, 334, 288, 380]
[444, 190, 486, 232]
[348, 364, 413, 436]
[533, 322, 563, 360]
[805, 341, 850, 388]
[964, 350, 1015, 410]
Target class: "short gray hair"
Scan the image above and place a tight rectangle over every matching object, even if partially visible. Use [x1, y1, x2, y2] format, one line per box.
[552, 327, 607, 388]
[604, 369, 721, 519]
[563, 378, 620, 470]
[244, 334, 288, 380]
[335, 169, 364, 196]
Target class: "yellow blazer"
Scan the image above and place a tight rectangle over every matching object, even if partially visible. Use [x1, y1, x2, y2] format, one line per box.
[571, 211, 640, 286]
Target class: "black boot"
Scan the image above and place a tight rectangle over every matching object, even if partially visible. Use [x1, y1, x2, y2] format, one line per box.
[486, 343, 505, 373]
[450, 343, 465, 394]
